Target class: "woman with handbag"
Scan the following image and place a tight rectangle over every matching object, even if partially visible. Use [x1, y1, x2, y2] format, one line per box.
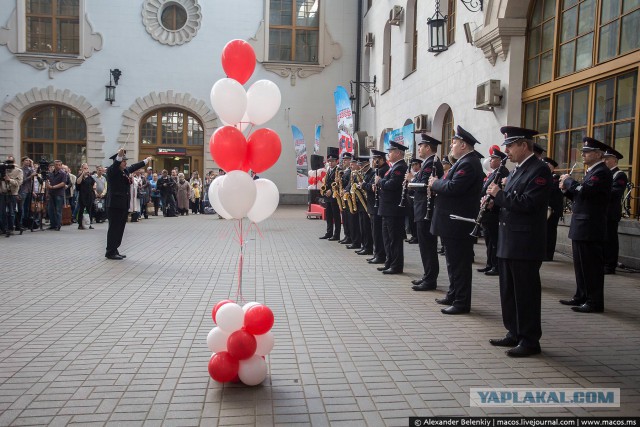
[75, 163, 95, 230]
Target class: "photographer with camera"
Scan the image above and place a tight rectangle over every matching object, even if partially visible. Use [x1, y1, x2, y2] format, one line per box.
[76, 163, 96, 230]
[46, 160, 67, 231]
[18, 157, 36, 230]
[157, 169, 177, 217]
[0, 156, 24, 237]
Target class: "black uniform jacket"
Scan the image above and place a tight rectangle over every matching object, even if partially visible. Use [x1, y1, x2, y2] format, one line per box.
[377, 160, 408, 217]
[106, 158, 146, 210]
[413, 155, 444, 222]
[430, 152, 483, 239]
[607, 167, 628, 222]
[362, 164, 388, 215]
[563, 161, 612, 242]
[548, 174, 564, 219]
[325, 166, 339, 195]
[481, 164, 509, 222]
[494, 155, 552, 260]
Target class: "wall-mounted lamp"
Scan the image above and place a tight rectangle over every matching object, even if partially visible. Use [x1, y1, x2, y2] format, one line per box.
[105, 69, 122, 105]
[460, 0, 483, 12]
[427, 0, 448, 53]
[349, 75, 377, 112]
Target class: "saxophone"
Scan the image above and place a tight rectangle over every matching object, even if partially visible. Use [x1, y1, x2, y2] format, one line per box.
[319, 174, 327, 194]
[334, 170, 345, 211]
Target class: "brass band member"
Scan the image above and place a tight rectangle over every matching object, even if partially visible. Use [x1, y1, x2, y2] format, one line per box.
[603, 148, 628, 274]
[346, 156, 361, 249]
[355, 156, 374, 255]
[339, 152, 353, 244]
[405, 158, 421, 244]
[428, 126, 484, 314]
[543, 157, 564, 261]
[319, 147, 341, 241]
[486, 127, 552, 357]
[363, 150, 389, 264]
[376, 141, 408, 274]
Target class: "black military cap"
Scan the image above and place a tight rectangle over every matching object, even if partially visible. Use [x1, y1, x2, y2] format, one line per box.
[501, 126, 538, 145]
[474, 151, 485, 159]
[350, 155, 358, 163]
[490, 149, 507, 160]
[357, 156, 370, 165]
[109, 151, 128, 161]
[409, 157, 421, 165]
[418, 134, 442, 146]
[340, 151, 353, 161]
[326, 147, 339, 160]
[603, 147, 624, 160]
[441, 156, 452, 166]
[388, 141, 409, 151]
[453, 125, 480, 145]
[371, 149, 386, 158]
[533, 143, 546, 155]
[582, 137, 611, 152]
[542, 157, 558, 167]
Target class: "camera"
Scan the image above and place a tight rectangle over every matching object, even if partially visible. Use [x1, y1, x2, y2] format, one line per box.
[37, 158, 50, 181]
[0, 160, 16, 179]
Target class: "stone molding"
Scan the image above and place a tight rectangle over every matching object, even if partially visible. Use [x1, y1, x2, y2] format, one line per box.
[0, 86, 106, 166]
[142, 0, 202, 46]
[473, 18, 527, 66]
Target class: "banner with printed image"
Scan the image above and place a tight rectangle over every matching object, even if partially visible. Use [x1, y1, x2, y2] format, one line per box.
[333, 86, 354, 156]
[292, 125, 308, 190]
[383, 123, 415, 156]
[314, 124, 321, 154]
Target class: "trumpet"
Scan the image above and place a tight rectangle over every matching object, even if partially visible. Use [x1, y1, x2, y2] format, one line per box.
[470, 156, 508, 238]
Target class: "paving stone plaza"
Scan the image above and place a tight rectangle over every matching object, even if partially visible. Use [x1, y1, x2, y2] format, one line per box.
[1, 206, 639, 426]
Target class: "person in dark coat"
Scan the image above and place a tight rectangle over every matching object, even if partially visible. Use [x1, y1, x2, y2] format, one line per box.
[409, 134, 443, 291]
[559, 137, 613, 313]
[75, 163, 96, 230]
[362, 150, 389, 264]
[603, 148, 628, 274]
[543, 157, 564, 261]
[428, 126, 484, 314]
[404, 158, 421, 244]
[319, 147, 341, 241]
[376, 141, 408, 274]
[487, 126, 553, 357]
[105, 149, 151, 260]
[354, 156, 373, 255]
[478, 147, 509, 276]
[345, 156, 361, 249]
[339, 153, 353, 244]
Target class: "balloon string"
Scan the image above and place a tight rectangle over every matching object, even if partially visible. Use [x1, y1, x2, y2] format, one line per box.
[235, 218, 245, 303]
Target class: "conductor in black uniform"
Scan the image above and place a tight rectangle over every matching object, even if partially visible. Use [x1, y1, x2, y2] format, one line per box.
[364, 150, 389, 264]
[603, 148, 628, 274]
[409, 134, 443, 291]
[105, 148, 151, 259]
[376, 141, 408, 274]
[429, 126, 484, 314]
[320, 147, 341, 241]
[486, 127, 552, 357]
[479, 148, 508, 276]
[559, 137, 613, 313]
[543, 157, 564, 261]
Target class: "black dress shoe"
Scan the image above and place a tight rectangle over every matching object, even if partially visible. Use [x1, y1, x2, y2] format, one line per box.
[477, 266, 492, 273]
[382, 268, 403, 275]
[412, 283, 436, 291]
[506, 344, 541, 358]
[340, 239, 352, 245]
[435, 298, 453, 305]
[441, 306, 470, 315]
[484, 268, 499, 276]
[105, 254, 124, 260]
[411, 278, 425, 285]
[357, 250, 373, 255]
[489, 337, 518, 347]
[346, 244, 360, 250]
[328, 237, 340, 241]
[319, 235, 331, 239]
[559, 298, 584, 306]
[376, 266, 390, 271]
[572, 303, 604, 313]
[407, 237, 419, 244]
[116, 253, 126, 258]
[368, 258, 385, 264]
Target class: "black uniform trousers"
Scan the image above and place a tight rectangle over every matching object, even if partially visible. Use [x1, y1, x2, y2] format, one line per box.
[545, 215, 561, 261]
[106, 207, 129, 256]
[497, 258, 542, 348]
[372, 214, 385, 260]
[325, 199, 341, 238]
[416, 221, 438, 285]
[349, 211, 361, 246]
[481, 218, 499, 269]
[382, 215, 404, 270]
[341, 209, 351, 241]
[572, 240, 605, 309]
[442, 236, 473, 309]
[406, 201, 416, 237]
[359, 210, 372, 252]
[604, 220, 619, 271]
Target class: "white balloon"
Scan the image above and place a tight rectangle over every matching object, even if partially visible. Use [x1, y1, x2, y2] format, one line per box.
[221, 112, 250, 132]
[246, 80, 281, 126]
[482, 157, 491, 173]
[215, 303, 244, 333]
[208, 176, 233, 220]
[254, 331, 275, 356]
[207, 327, 230, 353]
[238, 355, 268, 386]
[218, 171, 257, 219]
[247, 179, 279, 223]
[210, 78, 247, 126]
[243, 302, 261, 313]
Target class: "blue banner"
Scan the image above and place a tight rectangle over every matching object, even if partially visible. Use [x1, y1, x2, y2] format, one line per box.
[333, 86, 354, 156]
[292, 125, 308, 190]
[383, 123, 415, 155]
[314, 124, 321, 154]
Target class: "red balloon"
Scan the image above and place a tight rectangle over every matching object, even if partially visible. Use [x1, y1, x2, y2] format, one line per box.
[227, 330, 257, 360]
[212, 299, 234, 323]
[244, 305, 274, 335]
[320, 171, 326, 178]
[221, 39, 256, 85]
[208, 352, 239, 383]
[308, 176, 316, 185]
[210, 126, 248, 172]
[246, 129, 282, 173]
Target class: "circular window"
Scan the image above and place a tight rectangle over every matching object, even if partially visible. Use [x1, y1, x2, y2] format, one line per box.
[142, 0, 202, 46]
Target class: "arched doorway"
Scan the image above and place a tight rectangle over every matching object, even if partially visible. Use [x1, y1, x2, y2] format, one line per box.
[441, 107, 454, 159]
[21, 105, 87, 172]
[139, 108, 204, 179]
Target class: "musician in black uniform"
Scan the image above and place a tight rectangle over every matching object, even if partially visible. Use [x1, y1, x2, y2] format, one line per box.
[486, 127, 552, 357]
[543, 157, 564, 261]
[346, 156, 362, 250]
[404, 158, 420, 244]
[478, 148, 509, 276]
[355, 156, 373, 255]
[105, 149, 151, 260]
[429, 126, 484, 314]
[376, 141, 408, 274]
[559, 137, 613, 313]
[364, 150, 388, 264]
[603, 148, 628, 274]
[410, 135, 444, 291]
[319, 147, 341, 241]
[338, 153, 352, 244]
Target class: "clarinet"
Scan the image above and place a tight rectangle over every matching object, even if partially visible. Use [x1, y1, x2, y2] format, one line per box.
[470, 156, 508, 237]
[373, 167, 380, 208]
[424, 155, 439, 221]
[398, 171, 409, 207]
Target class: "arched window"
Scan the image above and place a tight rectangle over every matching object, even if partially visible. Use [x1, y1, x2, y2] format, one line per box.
[26, 0, 80, 54]
[22, 105, 86, 170]
[441, 108, 454, 158]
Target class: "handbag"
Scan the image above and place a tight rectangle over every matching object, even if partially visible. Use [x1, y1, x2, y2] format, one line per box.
[94, 199, 105, 212]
